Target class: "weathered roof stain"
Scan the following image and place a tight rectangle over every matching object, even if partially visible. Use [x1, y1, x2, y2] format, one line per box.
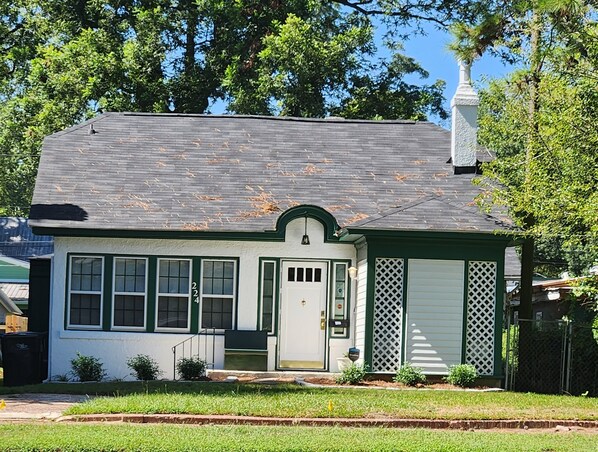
[30, 113, 511, 234]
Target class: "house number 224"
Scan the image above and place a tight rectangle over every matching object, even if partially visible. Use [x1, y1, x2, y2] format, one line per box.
[192, 282, 200, 304]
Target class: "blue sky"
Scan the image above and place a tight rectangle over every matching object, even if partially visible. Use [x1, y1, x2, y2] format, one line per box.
[398, 25, 513, 128]
[211, 20, 514, 125]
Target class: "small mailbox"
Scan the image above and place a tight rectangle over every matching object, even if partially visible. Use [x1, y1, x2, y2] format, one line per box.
[348, 347, 360, 362]
[328, 319, 350, 328]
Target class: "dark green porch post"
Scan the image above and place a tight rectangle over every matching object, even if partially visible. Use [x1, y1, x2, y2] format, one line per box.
[517, 237, 534, 391]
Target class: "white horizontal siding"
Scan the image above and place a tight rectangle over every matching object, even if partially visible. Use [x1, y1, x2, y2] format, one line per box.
[354, 260, 368, 353]
[406, 259, 465, 375]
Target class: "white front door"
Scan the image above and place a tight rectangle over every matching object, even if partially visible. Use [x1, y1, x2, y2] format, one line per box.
[279, 261, 328, 369]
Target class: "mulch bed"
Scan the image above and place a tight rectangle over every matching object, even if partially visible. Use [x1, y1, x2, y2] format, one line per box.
[207, 373, 487, 390]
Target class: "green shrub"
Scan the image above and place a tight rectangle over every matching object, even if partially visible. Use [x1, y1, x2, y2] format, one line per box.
[70, 353, 106, 382]
[393, 363, 426, 386]
[445, 364, 478, 387]
[127, 354, 163, 381]
[335, 362, 368, 385]
[52, 374, 70, 382]
[176, 356, 207, 380]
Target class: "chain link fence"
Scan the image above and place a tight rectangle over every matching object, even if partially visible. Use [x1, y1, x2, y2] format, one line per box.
[505, 318, 598, 396]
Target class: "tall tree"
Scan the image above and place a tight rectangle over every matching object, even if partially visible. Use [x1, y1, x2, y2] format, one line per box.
[0, 0, 451, 216]
[451, 1, 598, 277]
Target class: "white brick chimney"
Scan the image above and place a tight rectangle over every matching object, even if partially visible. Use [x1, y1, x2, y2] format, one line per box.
[451, 62, 479, 174]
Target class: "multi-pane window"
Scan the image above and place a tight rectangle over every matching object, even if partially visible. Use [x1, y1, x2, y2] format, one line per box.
[69, 256, 103, 328]
[113, 258, 147, 329]
[287, 266, 322, 282]
[201, 260, 236, 329]
[157, 259, 191, 330]
[260, 261, 276, 333]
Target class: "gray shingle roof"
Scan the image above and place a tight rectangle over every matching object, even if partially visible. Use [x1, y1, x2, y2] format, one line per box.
[30, 113, 512, 234]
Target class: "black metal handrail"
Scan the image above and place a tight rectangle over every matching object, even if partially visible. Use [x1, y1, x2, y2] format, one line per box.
[171, 328, 216, 379]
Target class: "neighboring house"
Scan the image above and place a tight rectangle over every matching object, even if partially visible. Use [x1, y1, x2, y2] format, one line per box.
[0, 288, 23, 325]
[509, 277, 580, 323]
[0, 255, 29, 283]
[0, 217, 54, 263]
[0, 283, 29, 308]
[0, 217, 54, 315]
[30, 64, 517, 383]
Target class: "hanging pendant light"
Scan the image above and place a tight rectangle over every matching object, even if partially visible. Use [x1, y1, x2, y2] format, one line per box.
[301, 214, 310, 245]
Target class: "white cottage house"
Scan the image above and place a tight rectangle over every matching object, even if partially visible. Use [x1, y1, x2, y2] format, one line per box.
[30, 66, 516, 384]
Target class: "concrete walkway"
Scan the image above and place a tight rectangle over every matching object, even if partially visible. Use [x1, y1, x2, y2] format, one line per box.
[0, 393, 90, 421]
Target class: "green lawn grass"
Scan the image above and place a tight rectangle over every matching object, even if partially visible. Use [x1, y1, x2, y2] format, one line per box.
[0, 423, 596, 452]
[2, 379, 597, 420]
[51, 382, 598, 420]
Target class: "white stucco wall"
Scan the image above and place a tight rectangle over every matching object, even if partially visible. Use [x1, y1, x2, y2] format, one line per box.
[450, 62, 479, 169]
[48, 217, 356, 380]
[450, 104, 478, 168]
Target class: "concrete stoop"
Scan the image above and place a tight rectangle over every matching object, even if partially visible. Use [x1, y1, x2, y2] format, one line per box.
[56, 414, 598, 431]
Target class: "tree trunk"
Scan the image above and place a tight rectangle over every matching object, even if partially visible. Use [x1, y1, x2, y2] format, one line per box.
[518, 6, 542, 391]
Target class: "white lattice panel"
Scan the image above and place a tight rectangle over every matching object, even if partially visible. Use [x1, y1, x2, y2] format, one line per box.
[466, 261, 497, 375]
[372, 258, 404, 372]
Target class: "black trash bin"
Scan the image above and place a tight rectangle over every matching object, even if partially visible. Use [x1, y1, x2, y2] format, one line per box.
[1, 332, 48, 387]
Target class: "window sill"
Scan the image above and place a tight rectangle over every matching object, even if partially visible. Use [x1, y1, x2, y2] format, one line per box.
[154, 327, 191, 334]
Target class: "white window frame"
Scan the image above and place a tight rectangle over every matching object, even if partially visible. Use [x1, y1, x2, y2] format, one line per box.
[111, 257, 148, 331]
[155, 258, 192, 333]
[67, 255, 104, 330]
[199, 259, 237, 331]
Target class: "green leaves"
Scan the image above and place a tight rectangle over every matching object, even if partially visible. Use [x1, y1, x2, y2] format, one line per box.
[477, 69, 598, 275]
[0, 0, 449, 215]
[450, 1, 598, 276]
[248, 13, 371, 117]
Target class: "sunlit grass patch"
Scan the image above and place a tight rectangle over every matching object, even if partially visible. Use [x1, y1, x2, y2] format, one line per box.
[0, 423, 596, 452]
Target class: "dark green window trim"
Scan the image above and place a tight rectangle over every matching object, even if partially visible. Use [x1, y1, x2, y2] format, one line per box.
[102, 256, 113, 331]
[258, 258, 278, 335]
[147, 257, 157, 332]
[329, 260, 351, 338]
[63, 253, 240, 335]
[190, 257, 200, 333]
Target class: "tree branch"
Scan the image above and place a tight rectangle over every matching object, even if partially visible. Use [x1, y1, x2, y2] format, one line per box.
[0, 22, 25, 48]
[329, 0, 449, 27]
